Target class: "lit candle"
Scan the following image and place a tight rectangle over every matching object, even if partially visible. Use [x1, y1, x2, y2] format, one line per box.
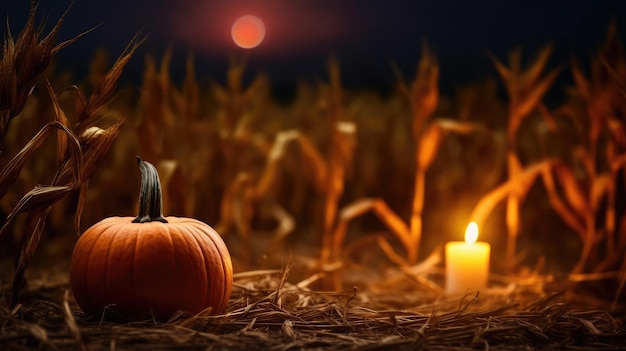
[445, 221, 490, 295]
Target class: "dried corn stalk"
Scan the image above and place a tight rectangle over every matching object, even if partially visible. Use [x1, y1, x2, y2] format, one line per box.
[325, 46, 480, 279]
[490, 45, 561, 272]
[401, 44, 441, 264]
[542, 25, 626, 274]
[319, 58, 355, 265]
[332, 119, 480, 268]
[0, 3, 141, 303]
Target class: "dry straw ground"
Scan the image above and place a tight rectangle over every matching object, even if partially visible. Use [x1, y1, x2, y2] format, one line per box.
[1, 268, 625, 350]
[2, 2, 626, 350]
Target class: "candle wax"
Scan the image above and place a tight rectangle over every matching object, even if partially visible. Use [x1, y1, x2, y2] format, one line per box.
[445, 241, 490, 295]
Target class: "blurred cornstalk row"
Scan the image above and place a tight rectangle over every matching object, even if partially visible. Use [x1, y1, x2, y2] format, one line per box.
[1, 5, 626, 298]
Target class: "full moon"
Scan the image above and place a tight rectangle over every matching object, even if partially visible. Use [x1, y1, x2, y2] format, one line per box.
[231, 15, 265, 49]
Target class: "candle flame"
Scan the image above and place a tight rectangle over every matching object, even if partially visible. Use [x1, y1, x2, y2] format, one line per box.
[465, 221, 479, 244]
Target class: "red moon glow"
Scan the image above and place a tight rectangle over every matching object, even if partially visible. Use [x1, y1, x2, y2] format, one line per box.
[231, 15, 266, 49]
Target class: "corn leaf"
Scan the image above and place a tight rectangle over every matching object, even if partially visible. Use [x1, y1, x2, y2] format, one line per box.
[295, 132, 329, 192]
[520, 44, 553, 88]
[540, 167, 586, 238]
[264, 202, 295, 242]
[75, 33, 143, 134]
[514, 67, 561, 121]
[591, 174, 611, 212]
[0, 185, 71, 239]
[376, 236, 409, 267]
[254, 130, 299, 198]
[417, 123, 443, 170]
[470, 160, 553, 227]
[418, 119, 481, 170]
[0, 121, 79, 199]
[215, 173, 252, 236]
[554, 163, 589, 217]
[332, 198, 411, 262]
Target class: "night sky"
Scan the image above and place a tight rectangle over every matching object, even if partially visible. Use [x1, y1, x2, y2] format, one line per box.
[3, 0, 626, 96]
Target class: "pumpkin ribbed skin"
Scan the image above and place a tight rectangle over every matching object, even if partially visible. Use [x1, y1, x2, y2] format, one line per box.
[70, 216, 233, 320]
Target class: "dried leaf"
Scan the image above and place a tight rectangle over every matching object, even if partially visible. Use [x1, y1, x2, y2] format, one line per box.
[417, 123, 443, 170]
[540, 167, 586, 237]
[11, 206, 51, 306]
[265, 202, 295, 242]
[435, 118, 481, 133]
[255, 130, 299, 198]
[508, 153, 536, 203]
[215, 173, 252, 235]
[520, 44, 553, 88]
[376, 236, 409, 267]
[0, 121, 80, 199]
[294, 132, 328, 192]
[591, 174, 611, 212]
[403, 245, 442, 277]
[44, 79, 71, 164]
[75, 33, 144, 134]
[514, 67, 561, 121]
[554, 163, 588, 217]
[470, 160, 553, 227]
[0, 123, 81, 302]
[0, 185, 73, 241]
[418, 119, 480, 170]
[508, 152, 523, 178]
[332, 198, 411, 262]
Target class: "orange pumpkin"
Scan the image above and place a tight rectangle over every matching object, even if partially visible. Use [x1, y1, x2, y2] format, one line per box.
[70, 157, 233, 321]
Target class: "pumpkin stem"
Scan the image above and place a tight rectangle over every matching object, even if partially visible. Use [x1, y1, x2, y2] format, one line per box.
[133, 156, 168, 223]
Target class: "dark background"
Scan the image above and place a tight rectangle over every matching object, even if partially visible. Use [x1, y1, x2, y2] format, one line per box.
[3, 0, 626, 98]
